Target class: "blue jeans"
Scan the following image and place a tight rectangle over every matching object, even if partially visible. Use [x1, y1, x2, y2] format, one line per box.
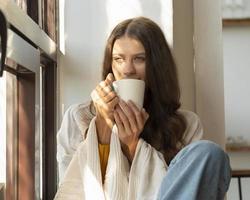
[157, 140, 231, 200]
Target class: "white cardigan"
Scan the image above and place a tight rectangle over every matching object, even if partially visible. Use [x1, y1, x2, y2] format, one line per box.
[55, 117, 169, 200]
[55, 102, 203, 200]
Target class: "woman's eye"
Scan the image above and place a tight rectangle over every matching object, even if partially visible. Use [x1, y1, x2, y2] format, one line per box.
[134, 57, 145, 63]
[113, 57, 124, 64]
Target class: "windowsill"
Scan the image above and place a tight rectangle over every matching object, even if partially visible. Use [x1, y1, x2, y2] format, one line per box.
[226, 146, 250, 171]
[223, 18, 250, 27]
[226, 144, 250, 152]
[232, 169, 250, 177]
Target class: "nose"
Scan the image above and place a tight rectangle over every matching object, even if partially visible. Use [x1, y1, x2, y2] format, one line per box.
[122, 60, 136, 77]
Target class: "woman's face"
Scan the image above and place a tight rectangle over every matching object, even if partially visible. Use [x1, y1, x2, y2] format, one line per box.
[112, 36, 146, 81]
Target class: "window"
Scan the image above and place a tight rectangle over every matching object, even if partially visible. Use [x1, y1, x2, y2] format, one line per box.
[0, 0, 58, 199]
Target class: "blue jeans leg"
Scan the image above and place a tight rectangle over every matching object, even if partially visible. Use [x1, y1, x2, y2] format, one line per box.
[157, 140, 231, 200]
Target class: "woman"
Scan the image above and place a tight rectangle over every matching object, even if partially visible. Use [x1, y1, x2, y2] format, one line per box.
[55, 17, 231, 200]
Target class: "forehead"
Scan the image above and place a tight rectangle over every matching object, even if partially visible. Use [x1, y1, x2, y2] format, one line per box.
[112, 36, 145, 54]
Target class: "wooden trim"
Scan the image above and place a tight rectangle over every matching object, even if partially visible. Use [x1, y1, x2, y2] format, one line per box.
[232, 170, 250, 177]
[17, 69, 36, 200]
[223, 18, 250, 27]
[226, 144, 250, 152]
[6, 70, 18, 200]
[5, 62, 36, 200]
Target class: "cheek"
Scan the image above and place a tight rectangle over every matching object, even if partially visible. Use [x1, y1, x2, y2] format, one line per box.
[137, 65, 146, 80]
[112, 64, 122, 80]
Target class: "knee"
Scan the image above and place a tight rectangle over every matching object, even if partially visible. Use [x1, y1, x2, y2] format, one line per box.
[189, 140, 229, 163]
[188, 140, 232, 189]
[172, 140, 230, 166]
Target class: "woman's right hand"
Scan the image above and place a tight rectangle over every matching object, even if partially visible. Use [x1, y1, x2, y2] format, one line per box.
[91, 73, 119, 128]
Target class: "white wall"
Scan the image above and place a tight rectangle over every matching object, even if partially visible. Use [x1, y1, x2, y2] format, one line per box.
[223, 26, 250, 142]
[172, 0, 195, 111]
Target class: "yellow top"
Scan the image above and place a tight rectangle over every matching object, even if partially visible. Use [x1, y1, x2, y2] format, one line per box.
[98, 143, 110, 183]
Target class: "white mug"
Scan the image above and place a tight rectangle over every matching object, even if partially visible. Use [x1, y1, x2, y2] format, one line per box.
[112, 79, 145, 109]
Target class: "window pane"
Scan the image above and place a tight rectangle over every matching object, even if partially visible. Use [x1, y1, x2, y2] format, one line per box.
[12, 0, 39, 24]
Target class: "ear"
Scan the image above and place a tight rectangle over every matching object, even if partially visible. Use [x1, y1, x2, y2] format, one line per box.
[0, 9, 8, 77]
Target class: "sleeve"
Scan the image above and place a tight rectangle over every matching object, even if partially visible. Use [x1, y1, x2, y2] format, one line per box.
[54, 148, 84, 199]
[128, 139, 168, 200]
[57, 102, 94, 183]
[179, 110, 204, 145]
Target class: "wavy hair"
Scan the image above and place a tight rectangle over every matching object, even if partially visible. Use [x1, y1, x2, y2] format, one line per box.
[102, 17, 186, 164]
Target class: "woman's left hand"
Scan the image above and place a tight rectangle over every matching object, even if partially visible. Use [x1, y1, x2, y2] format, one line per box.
[114, 99, 149, 163]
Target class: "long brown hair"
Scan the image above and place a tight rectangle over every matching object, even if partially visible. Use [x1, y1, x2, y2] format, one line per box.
[102, 17, 186, 164]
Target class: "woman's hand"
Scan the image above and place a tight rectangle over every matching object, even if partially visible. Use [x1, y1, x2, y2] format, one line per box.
[91, 73, 119, 143]
[114, 100, 149, 163]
